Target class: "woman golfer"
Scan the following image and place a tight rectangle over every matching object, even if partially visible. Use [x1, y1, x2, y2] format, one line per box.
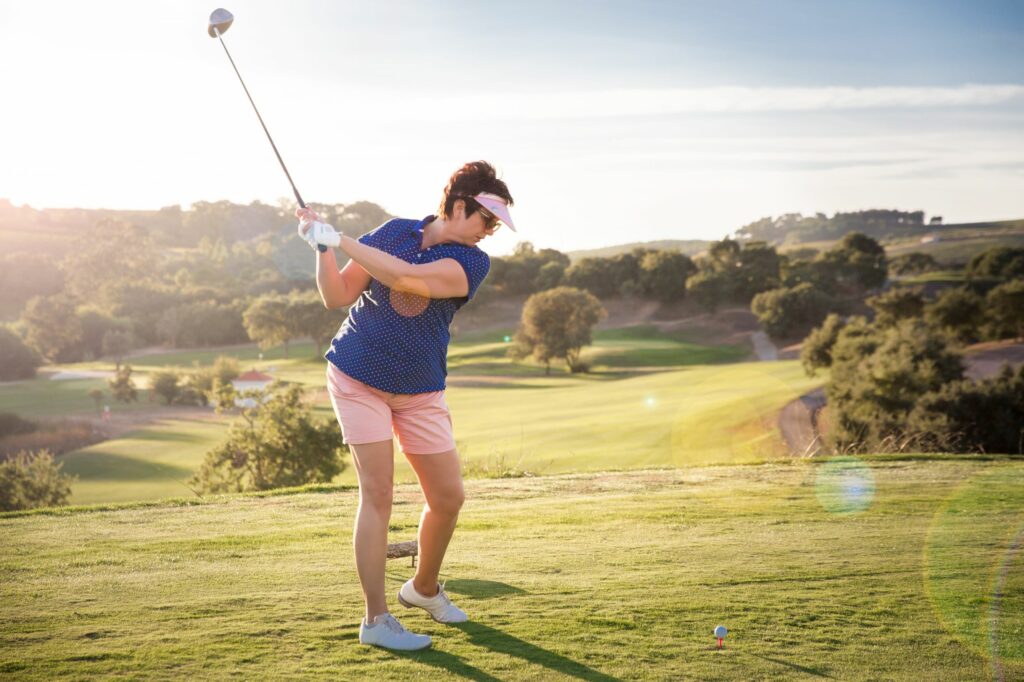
[296, 161, 515, 651]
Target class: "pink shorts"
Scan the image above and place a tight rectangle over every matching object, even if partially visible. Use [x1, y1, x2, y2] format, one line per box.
[326, 364, 456, 455]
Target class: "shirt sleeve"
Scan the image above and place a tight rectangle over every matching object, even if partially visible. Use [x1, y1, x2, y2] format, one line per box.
[452, 248, 491, 301]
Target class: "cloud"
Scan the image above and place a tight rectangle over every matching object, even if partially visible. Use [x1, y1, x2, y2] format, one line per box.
[338, 84, 1024, 122]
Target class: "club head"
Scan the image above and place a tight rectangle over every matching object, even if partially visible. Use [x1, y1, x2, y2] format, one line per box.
[208, 8, 234, 37]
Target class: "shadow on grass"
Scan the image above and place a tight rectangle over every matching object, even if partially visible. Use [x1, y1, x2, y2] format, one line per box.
[744, 652, 833, 678]
[445, 621, 622, 681]
[442, 578, 527, 600]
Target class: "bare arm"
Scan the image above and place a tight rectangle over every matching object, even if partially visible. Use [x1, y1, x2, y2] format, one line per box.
[316, 249, 372, 309]
[338, 235, 469, 299]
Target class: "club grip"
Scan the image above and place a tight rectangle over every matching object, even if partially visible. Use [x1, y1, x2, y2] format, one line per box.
[318, 244, 327, 253]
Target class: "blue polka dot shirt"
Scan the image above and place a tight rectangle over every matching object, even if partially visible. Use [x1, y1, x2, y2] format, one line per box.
[325, 215, 491, 394]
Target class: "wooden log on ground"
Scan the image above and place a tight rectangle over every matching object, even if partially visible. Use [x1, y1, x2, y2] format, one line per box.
[387, 540, 418, 567]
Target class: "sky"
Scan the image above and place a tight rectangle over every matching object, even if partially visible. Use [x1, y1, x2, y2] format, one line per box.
[1, 0, 1022, 255]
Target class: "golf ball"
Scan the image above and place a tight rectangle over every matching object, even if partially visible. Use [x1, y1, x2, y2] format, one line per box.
[714, 625, 728, 639]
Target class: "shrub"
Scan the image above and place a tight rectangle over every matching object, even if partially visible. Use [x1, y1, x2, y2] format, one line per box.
[0, 413, 37, 438]
[751, 283, 834, 340]
[866, 287, 926, 327]
[0, 327, 40, 380]
[0, 450, 76, 511]
[826, 319, 964, 452]
[800, 313, 849, 376]
[150, 369, 181, 405]
[907, 365, 1024, 454]
[966, 246, 1024, 281]
[108, 365, 138, 403]
[189, 382, 346, 493]
[924, 288, 985, 343]
[983, 279, 1024, 340]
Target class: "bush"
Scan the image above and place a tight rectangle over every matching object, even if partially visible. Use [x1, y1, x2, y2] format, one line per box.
[188, 382, 346, 493]
[0, 413, 37, 438]
[150, 369, 181, 405]
[0, 327, 41, 380]
[826, 319, 964, 452]
[983, 279, 1024, 340]
[0, 450, 76, 511]
[966, 246, 1024, 281]
[751, 283, 834, 340]
[108, 365, 138, 403]
[907, 364, 1024, 454]
[866, 287, 925, 328]
[924, 288, 985, 343]
[889, 252, 938, 275]
[800, 313, 849, 376]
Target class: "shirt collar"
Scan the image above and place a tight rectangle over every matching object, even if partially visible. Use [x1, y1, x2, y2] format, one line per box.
[413, 215, 436, 234]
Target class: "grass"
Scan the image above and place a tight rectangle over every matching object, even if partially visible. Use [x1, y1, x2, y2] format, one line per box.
[59, 418, 228, 506]
[1, 456, 1021, 679]
[8, 328, 772, 503]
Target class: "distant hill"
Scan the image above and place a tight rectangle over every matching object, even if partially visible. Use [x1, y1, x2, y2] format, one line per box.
[566, 239, 712, 262]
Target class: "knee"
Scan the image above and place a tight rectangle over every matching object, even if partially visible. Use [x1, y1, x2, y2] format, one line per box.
[358, 484, 393, 514]
[428, 488, 464, 517]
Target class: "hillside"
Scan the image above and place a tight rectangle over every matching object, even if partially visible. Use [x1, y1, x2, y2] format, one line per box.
[566, 239, 712, 262]
[2, 457, 1021, 679]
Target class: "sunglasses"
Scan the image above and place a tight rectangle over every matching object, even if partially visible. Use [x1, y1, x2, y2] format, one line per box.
[476, 206, 501, 232]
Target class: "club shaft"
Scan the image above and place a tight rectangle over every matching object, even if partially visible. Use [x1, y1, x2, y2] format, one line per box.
[215, 30, 305, 209]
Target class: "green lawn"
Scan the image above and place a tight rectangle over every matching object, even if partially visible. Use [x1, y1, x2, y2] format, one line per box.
[2, 456, 1020, 680]
[60, 418, 229, 506]
[9, 328, 771, 504]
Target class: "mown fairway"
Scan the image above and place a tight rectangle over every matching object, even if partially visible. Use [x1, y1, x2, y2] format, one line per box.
[13, 326, 791, 505]
[2, 456, 1021, 680]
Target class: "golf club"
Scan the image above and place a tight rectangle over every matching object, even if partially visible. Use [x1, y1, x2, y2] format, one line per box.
[207, 8, 328, 252]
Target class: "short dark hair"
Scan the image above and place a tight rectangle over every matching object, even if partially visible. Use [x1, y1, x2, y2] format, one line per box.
[437, 161, 514, 220]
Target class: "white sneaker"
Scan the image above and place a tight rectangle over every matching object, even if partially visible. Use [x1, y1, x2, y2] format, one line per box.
[358, 612, 432, 651]
[397, 579, 469, 623]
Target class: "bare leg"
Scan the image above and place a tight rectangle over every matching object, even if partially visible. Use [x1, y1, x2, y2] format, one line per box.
[403, 448, 464, 596]
[349, 440, 395, 623]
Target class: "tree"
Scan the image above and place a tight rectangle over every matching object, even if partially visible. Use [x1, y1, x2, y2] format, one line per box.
[77, 307, 127, 361]
[889, 252, 938, 275]
[984, 279, 1024, 340]
[907, 365, 1024, 454]
[924, 288, 985, 343]
[866, 288, 926, 328]
[188, 382, 346, 493]
[108, 364, 138, 403]
[966, 246, 1024, 281]
[815, 232, 887, 297]
[88, 389, 104, 416]
[0, 327, 41, 380]
[288, 290, 343, 356]
[19, 296, 83, 363]
[751, 284, 835, 340]
[686, 270, 731, 312]
[800, 313, 850, 376]
[639, 251, 696, 302]
[0, 450, 76, 512]
[150, 369, 181, 405]
[243, 294, 293, 356]
[60, 218, 156, 307]
[509, 287, 607, 374]
[101, 329, 135, 369]
[564, 258, 618, 298]
[826, 319, 964, 451]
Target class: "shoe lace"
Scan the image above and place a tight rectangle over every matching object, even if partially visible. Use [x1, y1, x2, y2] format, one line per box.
[379, 614, 407, 635]
[437, 580, 452, 605]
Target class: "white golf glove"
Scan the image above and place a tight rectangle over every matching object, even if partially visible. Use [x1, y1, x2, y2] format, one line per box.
[297, 219, 341, 250]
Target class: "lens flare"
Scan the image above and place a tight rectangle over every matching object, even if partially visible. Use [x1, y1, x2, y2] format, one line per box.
[389, 277, 430, 317]
[813, 456, 874, 515]
[924, 466, 1024, 673]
